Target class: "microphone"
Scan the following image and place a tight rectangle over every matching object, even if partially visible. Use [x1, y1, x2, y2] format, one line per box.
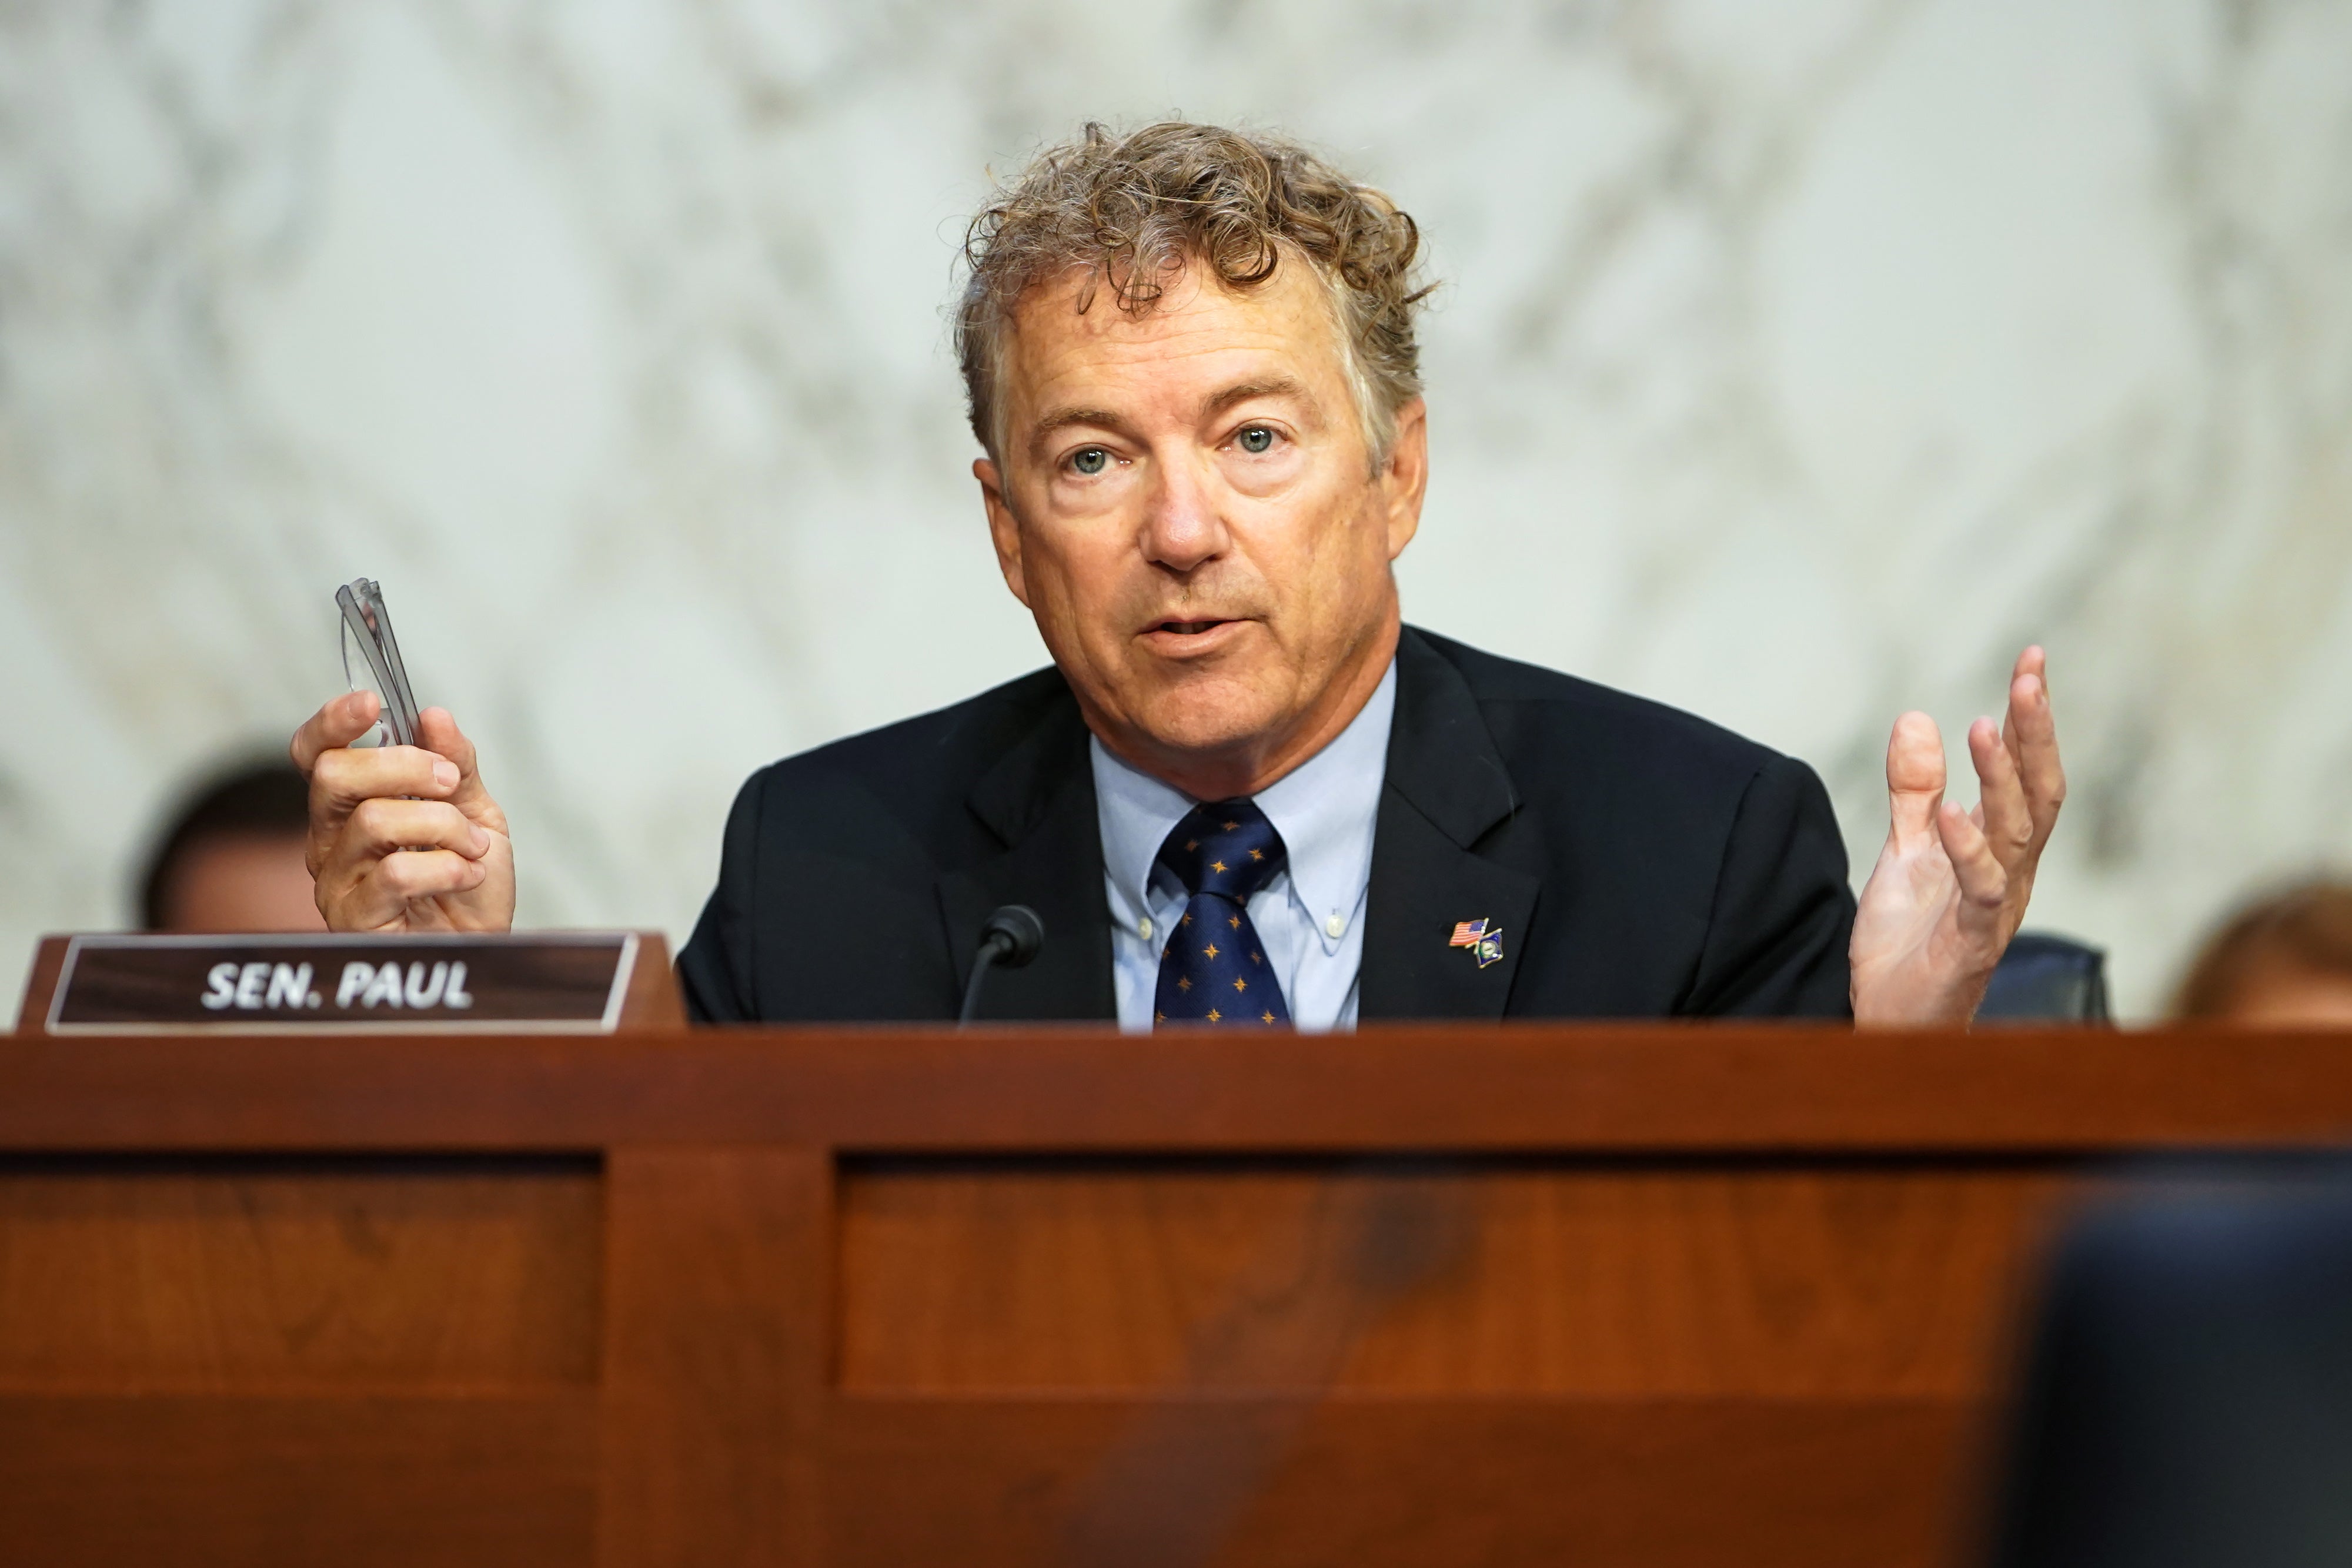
[958, 904, 1045, 1025]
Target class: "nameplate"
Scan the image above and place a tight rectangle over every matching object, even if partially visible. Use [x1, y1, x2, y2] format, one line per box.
[39, 933, 643, 1035]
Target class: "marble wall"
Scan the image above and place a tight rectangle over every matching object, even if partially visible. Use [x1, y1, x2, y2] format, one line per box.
[5, 0, 2349, 1018]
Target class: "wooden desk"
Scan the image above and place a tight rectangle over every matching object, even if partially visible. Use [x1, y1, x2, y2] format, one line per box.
[0, 1025, 2346, 1567]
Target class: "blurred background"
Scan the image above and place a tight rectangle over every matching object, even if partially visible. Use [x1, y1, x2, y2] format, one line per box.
[3, 0, 2349, 1020]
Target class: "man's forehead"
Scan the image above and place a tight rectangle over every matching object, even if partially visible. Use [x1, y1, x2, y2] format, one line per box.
[1002, 262, 1347, 413]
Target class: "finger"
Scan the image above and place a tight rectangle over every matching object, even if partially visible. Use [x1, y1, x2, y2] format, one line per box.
[290, 691, 383, 774]
[338, 850, 492, 930]
[2001, 646, 2066, 840]
[310, 744, 462, 818]
[415, 708, 509, 833]
[1936, 799, 2009, 938]
[1969, 714, 2032, 868]
[342, 797, 492, 861]
[1883, 711, 1946, 848]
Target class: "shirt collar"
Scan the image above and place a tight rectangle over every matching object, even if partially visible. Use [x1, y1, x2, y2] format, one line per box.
[1090, 657, 1398, 947]
[1091, 735, 1194, 928]
[1252, 660, 1394, 949]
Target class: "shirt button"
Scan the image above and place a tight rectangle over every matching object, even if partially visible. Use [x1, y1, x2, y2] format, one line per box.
[1325, 913, 1347, 939]
[1138, 917, 1154, 941]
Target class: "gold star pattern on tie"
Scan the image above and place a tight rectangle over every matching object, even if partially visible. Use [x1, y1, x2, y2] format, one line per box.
[1152, 799, 1290, 1028]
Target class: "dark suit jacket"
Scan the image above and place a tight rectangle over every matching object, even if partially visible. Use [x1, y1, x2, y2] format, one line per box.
[677, 626, 1855, 1022]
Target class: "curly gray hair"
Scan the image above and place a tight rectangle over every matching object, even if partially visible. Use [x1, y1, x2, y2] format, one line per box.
[956, 122, 1432, 469]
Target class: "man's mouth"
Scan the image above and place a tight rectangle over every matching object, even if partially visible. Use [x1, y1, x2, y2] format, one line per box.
[1153, 618, 1230, 636]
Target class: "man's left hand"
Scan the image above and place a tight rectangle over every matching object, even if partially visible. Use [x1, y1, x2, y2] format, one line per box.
[1850, 647, 2066, 1026]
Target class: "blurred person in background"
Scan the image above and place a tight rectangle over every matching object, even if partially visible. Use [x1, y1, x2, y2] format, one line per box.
[139, 759, 325, 934]
[2173, 881, 2352, 1027]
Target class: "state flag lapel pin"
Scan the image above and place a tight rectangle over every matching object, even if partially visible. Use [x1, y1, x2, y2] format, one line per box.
[1449, 918, 1505, 969]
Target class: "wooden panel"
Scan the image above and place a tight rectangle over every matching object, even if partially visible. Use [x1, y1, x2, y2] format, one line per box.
[7, 1025, 2352, 1152]
[0, 1019, 2344, 1568]
[620, 935, 688, 1027]
[0, 1393, 596, 1568]
[0, 1159, 599, 1392]
[824, 1396, 1982, 1568]
[596, 1146, 831, 1568]
[839, 1161, 2071, 1395]
[11, 937, 67, 1034]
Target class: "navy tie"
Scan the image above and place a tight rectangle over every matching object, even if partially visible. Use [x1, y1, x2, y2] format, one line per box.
[1154, 800, 1291, 1028]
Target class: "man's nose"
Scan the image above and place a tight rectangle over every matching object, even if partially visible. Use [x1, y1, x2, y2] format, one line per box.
[1140, 458, 1228, 573]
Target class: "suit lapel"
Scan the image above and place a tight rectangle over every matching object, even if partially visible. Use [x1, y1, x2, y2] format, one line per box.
[1358, 630, 1543, 1021]
[936, 693, 1117, 1022]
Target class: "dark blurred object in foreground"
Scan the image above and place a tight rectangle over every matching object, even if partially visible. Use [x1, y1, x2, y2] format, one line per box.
[1977, 932, 2111, 1024]
[1989, 1168, 2352, 1568]
[139, 758, 323, 932]
[2175, 880, 2352, 1026]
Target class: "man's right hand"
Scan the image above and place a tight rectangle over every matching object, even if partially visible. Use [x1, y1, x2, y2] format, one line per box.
[289, 691, 516, 933]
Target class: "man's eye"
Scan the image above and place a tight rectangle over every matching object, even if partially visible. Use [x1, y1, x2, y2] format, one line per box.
[1236, 426, 1275, 454]
[1070, 447, 1109, 476]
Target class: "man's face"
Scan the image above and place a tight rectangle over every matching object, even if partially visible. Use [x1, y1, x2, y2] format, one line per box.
[2215, 964, 2352, 1028]
[159, 833, 328, 932]
[975, 258, 1427, 798]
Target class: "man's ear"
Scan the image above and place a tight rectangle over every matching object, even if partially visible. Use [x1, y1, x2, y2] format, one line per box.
[1380, 397, 1429, 560]
[975, 457, 1032, 608]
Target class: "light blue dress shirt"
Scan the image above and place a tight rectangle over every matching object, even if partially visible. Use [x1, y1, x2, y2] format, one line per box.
[1091, 659, 1398, 1032]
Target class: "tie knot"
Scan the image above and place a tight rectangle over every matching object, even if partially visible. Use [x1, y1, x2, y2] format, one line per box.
[1157, 800, 1286, 900]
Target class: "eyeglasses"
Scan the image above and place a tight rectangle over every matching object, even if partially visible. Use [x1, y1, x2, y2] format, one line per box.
[335, 578, 422, 748]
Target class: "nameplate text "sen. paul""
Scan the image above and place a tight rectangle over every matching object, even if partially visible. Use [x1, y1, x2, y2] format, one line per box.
[44, 934, 641, 1034]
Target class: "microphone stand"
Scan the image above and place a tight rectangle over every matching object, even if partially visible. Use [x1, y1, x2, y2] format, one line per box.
[958, 905, 1045, 1026]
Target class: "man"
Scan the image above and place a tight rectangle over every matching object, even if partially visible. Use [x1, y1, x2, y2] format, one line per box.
[288, 122, 2064, 1027]
[2173, 881, 2352, 1027]
[141, 758, 326, 934]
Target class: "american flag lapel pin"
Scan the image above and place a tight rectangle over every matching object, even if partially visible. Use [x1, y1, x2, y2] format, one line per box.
[1449, 918, 1505, 969]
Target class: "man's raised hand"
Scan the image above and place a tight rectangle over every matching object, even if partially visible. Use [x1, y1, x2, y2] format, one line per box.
[1849, 647, 2065, 1026]
[289, 691, 517, 934]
